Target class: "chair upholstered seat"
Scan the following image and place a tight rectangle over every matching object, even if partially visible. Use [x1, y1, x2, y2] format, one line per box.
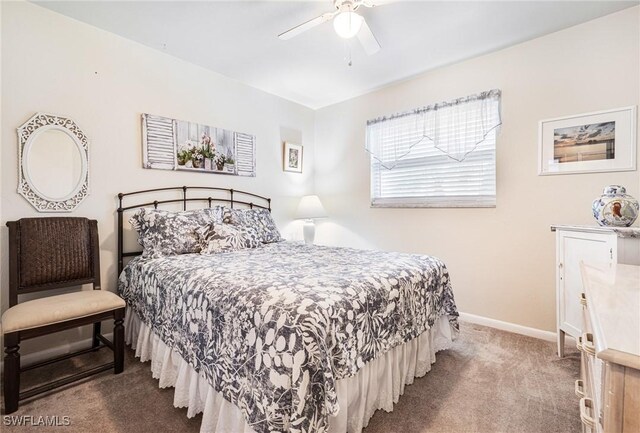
[2, 291, 125, 333]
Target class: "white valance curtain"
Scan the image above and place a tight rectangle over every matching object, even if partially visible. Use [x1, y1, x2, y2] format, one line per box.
[365, 89, 502, 169]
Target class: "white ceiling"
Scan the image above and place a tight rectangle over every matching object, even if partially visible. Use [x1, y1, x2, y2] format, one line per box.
[35, 1, 638, 109]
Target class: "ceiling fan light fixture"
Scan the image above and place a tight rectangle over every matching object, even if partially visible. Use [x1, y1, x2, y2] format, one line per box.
[333, 11, 363, 39]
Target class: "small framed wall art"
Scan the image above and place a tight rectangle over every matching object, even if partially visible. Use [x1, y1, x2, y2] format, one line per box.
[283, 142, 303, 173]
[538, 106, 636, 175]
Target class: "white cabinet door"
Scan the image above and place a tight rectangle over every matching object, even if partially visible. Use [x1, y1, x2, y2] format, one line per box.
[557, 231, 615, 340]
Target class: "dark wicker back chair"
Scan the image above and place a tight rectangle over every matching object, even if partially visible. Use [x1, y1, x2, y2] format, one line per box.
[3, 217, 125, 414]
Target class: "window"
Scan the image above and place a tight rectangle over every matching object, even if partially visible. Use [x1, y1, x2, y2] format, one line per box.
[367, 90, 501, 208]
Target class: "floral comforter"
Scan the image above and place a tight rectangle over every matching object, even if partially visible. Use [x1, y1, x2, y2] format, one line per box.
[118, 242, 459, 433]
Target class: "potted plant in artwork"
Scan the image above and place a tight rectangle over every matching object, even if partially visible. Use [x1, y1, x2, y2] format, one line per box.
[214, 153, 225, 171]
[178, 139, 198, 168]
[224, 156, 236, 173]
[177, 149, 192, 167]
[201, 146, 215, 171]
[192, 148, 205, 169]
[200, 134, 217, 171]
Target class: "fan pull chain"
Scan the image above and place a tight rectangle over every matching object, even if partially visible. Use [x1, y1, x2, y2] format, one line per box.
[344, 40, 353, 67]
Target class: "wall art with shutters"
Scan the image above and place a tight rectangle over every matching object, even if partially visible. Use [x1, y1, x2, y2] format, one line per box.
[142, 113, 256, 177]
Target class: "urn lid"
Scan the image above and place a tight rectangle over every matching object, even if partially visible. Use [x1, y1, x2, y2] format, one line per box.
[603, 185, 626, 195]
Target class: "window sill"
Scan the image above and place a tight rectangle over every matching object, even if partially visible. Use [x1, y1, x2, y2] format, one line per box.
[371, 198, 496, 208]
[371, 203, 496, 209]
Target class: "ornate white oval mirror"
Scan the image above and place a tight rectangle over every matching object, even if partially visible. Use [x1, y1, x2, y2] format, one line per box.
[18, 113, 89, 212]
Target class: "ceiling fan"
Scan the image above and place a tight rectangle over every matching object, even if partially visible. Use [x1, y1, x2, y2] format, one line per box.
[278, 0, 382, 56]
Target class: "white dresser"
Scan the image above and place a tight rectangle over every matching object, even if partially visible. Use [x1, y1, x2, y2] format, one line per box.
[577, 263, 640, 433]
[551, 225, 640, 357]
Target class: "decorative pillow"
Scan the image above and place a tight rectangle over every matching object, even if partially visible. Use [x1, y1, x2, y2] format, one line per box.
[129, 207, 224, 258]
[224, 208, 282, 243]
[197, 222, 262, 254]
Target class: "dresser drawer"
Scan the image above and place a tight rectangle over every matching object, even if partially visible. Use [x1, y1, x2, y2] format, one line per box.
[581, 292, 592, 334]
[580, 397, 598, 433]
[592, 356, 604, 428]
[579, 343, 592, 397]
[578, 332, 603, 432]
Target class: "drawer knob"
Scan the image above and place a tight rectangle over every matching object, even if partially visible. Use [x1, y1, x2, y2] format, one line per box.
[580, 293, 587, 307]
[579, 397, 596, 429]
[581, 332, 596, 356]
[576, 336, 583, 352]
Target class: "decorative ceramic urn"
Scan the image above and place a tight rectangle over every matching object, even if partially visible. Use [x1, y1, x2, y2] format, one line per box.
[592, 185, 639, 227]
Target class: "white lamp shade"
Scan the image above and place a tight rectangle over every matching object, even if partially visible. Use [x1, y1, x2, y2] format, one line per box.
[333, 12, 363, 39]
[296, 195, 327, 220]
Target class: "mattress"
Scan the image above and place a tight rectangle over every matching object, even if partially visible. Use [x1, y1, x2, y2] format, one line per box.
[118, 242, 459, 433]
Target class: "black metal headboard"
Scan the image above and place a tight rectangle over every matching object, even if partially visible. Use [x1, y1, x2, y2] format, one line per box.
[116, 186, 271, 274]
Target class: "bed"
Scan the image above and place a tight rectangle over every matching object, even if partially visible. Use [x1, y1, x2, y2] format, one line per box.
[116, 186, 459, 433]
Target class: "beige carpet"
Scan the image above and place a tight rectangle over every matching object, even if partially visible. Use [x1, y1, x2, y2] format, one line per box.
[2, 323, 581, 433]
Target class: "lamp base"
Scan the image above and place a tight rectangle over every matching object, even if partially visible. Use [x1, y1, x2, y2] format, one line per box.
[303, 220, 316, 245]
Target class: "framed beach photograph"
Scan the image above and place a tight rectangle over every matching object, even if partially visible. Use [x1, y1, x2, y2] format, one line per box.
[538, 106, 637, 175]
[283, 142, 303, 173]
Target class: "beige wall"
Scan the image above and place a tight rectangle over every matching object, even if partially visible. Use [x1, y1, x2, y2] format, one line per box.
[313, 6, 640, 332]
[1, 2, 316, 355]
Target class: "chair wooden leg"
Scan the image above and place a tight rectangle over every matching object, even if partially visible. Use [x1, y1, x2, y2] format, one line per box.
[113, 309, 124, 374]
[92, 322, 102, 349]
[4, 333, 21, 414]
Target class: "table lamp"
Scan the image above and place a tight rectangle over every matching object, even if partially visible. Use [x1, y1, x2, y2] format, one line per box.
[296, 195, 327, 245]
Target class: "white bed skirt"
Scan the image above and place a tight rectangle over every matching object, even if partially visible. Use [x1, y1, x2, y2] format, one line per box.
[124, 310, 455, 433]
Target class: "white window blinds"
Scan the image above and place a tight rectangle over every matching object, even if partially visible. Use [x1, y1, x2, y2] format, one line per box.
[367, 89, 501, 208]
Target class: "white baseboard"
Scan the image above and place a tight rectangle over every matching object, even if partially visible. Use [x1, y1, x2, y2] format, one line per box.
[458, 312, 567, 343]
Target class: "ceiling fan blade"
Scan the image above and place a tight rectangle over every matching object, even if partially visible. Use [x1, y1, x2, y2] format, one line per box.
[357, 19, 381, 55]
[360, 0, 395, 7]
[278, 12, 337, 40]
